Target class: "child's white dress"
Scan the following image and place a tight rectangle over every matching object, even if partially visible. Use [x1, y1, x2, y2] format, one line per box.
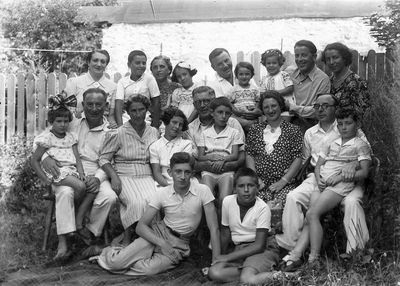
[34, 130, 79, 182]
[169, 83, 198, 119]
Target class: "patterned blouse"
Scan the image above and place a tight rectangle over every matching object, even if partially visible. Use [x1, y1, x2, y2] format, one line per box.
[246, 120, 303, 202]
[158, 80, 180, 109]
[330, 72, 370, 116]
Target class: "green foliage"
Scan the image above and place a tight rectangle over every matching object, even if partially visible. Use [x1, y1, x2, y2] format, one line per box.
[1, 0, 116, 74]
[368, 0, 400, 48]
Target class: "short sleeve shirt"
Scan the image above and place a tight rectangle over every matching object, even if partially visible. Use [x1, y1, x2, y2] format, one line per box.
[227, 82, 260, 112]
[221, 195, 271, 245]
[149, 183, 215, 236]
[260, 70, 293, 93]
[319, 137, 371, 163]
[198, 125, 243, 156]
[115, 73, 160, 102]
[149, 136, 195, 168]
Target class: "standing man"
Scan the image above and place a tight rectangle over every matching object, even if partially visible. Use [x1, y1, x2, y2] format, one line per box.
[43, 88, 118, 254]
[207, 48, 235, 98]
[287, 40, 330, 132]
[276, 94, 370, 266]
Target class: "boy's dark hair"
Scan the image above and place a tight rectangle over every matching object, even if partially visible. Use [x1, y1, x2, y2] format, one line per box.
[83, 88, 108, 101]
[48, 106, 73, 124]
[261, 49, 286, 66]
[124, 94, 151, 111]
[294, 40, 317, 55]
[161, 106, 189, 131]
[170, 152, 195, 169]
[192, 86, 215, 98]
[234, 61, 255, 77]
[322, 42, 353, 66]
[259, 90, 287, 112]
[87, 49, 110, 65]
[335, 107, 360, 122]
[233, 167, 259, 187]
[209, 96, 232, 111]
[209, 48, 230, 63]
[128, 50, 147, 65]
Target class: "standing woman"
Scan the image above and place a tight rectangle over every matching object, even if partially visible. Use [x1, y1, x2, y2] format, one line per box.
[150, 55, 180, 110]
[245, 91, 303, 206]
[64, 50, 117, 127]
[99, 95, 159, 246]
[322, 42, 370, 116]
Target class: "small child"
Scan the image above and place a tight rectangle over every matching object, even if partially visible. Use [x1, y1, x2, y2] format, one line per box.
[260, 49, 294, 120]
[208, 168, 279, 284]
[197, 97, 243, 209]
[168, 61, 198, 123]
[227, 62, 262, 132]
[307, 108, 372, 265]
[31, 94, 95, 260]
[114, 50, 161, 127]
[149, 106, 195, 187]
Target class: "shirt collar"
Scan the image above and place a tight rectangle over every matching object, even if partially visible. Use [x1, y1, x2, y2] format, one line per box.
[85, 73, 108, 88]
[162, 135, 182, 145]
[293, 65, 318, 81]
[80, 115, 109, 132]
[312, 120, 337, 135]
[170, 183, 198, 197]
[334, 137, 356, 146]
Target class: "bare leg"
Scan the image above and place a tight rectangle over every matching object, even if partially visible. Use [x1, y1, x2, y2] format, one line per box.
[208, 262, 240, 282]
[54, 234, 68, 259]
[75, 193, 96, 230]
[307, 190, 343, 259]
[240, 267, 278, 285]
[122, 223, 137, 247]
[218, 175, 233, 209]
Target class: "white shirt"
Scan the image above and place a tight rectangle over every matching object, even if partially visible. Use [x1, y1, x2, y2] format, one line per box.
[222, 195, 271, 245]
[208, 73, 257, 98]
[115, 73, 160, 101]
[198, 125, 243, 156]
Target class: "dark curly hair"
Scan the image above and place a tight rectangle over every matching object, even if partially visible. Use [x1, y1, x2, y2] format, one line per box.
[261, 49, 286, 66]
[322, 42, 353, 66]
[170, 152, 195, 169]
[209, 96, 232, 111]
[259, 90, 287, 112]
[48, 106, 73, 124]
[124, 94, 151, 111]
[161, 106, 189, 132]
[335, 107, 360, 122]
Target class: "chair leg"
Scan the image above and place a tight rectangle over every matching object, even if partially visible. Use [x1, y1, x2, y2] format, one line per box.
[42, 199, 55, 251]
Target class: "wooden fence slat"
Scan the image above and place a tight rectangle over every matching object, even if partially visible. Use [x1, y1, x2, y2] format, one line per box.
[59, 73, 68, 91]
[358, 54, 367, 80]
[0, 74, 5, 144]
[48, 73, 57, 97]
[251, 51, 261, 86]
[283, 50, 295, 70]
[385, 49, 394, 81]
[6, 74, 16, 142]
[17, 73, 25, 135]
[26, 74, 36, 138]
[376, 53, 385, 81]
[236, 51, 244, 64]
[350, 50, 359, 74]
[38, 73, 47, 133]
[367, 50, 376, 84]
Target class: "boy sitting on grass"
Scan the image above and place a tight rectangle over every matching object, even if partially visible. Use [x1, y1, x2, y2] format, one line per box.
[208, 167, 280, 284]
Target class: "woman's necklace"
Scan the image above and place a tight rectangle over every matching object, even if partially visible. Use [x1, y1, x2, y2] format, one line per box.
[332, 69, 352, 89]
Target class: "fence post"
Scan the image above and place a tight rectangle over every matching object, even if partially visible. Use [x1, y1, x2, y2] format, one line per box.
[59, 73, 68, 91]
[26, 73, 36, 138]
[350, 50, 359, 74]
[358, 54, 367, 80]
[376, 53, 385, 81]
[17, 73, 25, 136]
[0, 74, 5, 144]
[6, 74, 16, 142]
[367, 50, 376, 84]
[251, 51, 261, 86]
[38, 72, 47, 133]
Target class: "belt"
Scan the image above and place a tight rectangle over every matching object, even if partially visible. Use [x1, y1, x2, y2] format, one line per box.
[166, 226, 191, 240]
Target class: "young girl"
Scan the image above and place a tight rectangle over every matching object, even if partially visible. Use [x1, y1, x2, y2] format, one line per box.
[114, 50, 161, 127]
[260, 49, 294, 120]
[228, 62, 262, 132]
[168, 61, 198, 123]
[149, 106, 195, 187]
[197, 97, 243, 210]
[31, 93, 94, 260]
[307, 108, 371, 266]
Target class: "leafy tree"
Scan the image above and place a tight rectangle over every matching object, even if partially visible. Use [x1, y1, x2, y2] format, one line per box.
[1, 0, 116, 74]
[368, 0, 400, 48]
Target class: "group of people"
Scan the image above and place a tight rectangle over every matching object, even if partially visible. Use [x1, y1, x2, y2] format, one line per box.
[30, 38, 372, 284]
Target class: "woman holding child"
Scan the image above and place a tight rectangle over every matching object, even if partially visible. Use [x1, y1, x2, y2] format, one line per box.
[99, 95, 159, 246]
[245, 91, 303, 205]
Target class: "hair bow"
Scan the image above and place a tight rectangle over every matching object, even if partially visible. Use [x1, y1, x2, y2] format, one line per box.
[48, 91, 77, 111]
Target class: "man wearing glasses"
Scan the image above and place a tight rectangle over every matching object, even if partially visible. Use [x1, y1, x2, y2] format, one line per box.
[276, 94, 370, 265]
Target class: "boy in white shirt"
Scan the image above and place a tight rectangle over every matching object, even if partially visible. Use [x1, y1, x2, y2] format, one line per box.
[208, 167, 280, 284]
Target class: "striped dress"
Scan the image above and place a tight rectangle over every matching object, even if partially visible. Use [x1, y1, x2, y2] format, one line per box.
[99, 122, 159, 229]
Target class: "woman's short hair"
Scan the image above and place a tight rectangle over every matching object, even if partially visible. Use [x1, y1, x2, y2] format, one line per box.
[170, 152, 195, 169]
[261, 49, 286, 66]
[87, 50, 110, 65]
[161, 106, 189, 131]
[259, 90, 287, 112]
[294, 40, 317, 55]
[48, 106, 73, 124]
[209, 96, 232, 111]
[128, 50, 147, 65]
[233, 167, 259, 187]
[171, 61, 197, 83]
[234, 62, 255, 77]
[124, 94, 151, 111]
[150, 55, 173, 74]
[322, 42, 353, 66]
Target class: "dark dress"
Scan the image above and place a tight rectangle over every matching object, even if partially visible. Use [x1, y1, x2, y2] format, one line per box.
[246, 120, 303, 202]
[330, 72, 370, 116]
[158, 80, 180, 109]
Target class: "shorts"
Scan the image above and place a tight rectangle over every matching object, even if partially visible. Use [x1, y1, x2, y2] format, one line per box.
[201, 171, 234, 182]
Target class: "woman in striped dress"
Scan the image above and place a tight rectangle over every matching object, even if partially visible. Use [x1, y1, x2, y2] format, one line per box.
[99, 94, 159, 246]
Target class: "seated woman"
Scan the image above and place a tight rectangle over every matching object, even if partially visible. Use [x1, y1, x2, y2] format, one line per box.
[245, 91, 303, 208]
[149, 106, 195, 187]
[322, 42, 370, 116]
[99, 95, 159, 246]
